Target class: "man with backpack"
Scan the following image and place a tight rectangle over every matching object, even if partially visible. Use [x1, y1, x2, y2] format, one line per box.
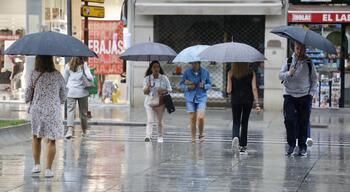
[279, 42, 317, 156]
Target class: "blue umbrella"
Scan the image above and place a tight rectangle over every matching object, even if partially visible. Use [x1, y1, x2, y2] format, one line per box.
[271, 26, 337, 54]
[120, 42, 177, 61]
[199, 42, 265, 63]
[4, 31, 97, 57]
[172, 45, 210, 63]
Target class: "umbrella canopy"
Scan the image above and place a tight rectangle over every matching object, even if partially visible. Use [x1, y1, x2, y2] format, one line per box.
[271, 26, 337, 54]
[120, 42, 177, 61]
[172, 45, 210, 63]
[199, 42, 265, 63]
[4, 31, 97, 57]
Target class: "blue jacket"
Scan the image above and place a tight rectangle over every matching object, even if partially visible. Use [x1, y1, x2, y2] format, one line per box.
[179, 67, 212, 103]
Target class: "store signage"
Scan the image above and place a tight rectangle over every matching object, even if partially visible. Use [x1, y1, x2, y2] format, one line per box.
[288, 13, 350, 23]
[81, 5, 105, 18]
[82, 0, 104, 3]
[82, 20, 124, 75]
[290, 0, 350, 3]
[0, 35, 19, 40]
[300, 0, 331, 2]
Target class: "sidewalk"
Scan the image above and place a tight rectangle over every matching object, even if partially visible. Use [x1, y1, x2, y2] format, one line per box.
[1, 103, 350, 192]
[0, 103, 349, 132]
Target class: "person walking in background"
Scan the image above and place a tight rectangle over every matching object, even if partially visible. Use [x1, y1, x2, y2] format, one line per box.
[143, 60, 172, 143]
[227, 63, 260, 154]
[64, 57, 93, 139]
[180, 62, 211, 143]
[279, 42, 317, 156]
[25, 55, 66, 178]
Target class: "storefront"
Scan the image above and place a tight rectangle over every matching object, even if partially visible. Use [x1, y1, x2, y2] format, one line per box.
[288, 1, 350, 108]
[127, 0, 285, 107]
[71, 0, 127, 105]
[0, 0, 67, 102]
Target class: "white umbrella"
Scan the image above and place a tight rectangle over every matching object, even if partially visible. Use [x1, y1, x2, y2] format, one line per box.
[172, 45, 209, 63]
[199, 42, 265, 63]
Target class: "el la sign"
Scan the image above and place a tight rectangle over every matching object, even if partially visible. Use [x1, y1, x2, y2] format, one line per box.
[288, 13, 350, 23]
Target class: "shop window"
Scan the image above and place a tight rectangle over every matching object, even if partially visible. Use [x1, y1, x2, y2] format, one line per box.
[154, 15, 265, 107]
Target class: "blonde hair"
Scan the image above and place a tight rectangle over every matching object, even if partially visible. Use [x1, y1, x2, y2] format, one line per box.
[69, 57, 84, 72]
[231, 63, 250, 79]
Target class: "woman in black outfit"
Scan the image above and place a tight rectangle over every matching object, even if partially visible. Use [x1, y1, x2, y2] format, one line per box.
[227, 63, 260, 154]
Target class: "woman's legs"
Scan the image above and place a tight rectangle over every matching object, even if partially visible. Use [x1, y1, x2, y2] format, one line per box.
[197, 111, 205, 138]
[189, 112, 197, 142]
[66, 97, 76, 137]
[153, 105, 166, 137]
[231, 104, 243, 139]
[145, 106, 155, 139]
[240, 103, 253, 147]
[32, 135, 42, 165]
[78, 96, 89, 133]
[46, 139, 56, 170]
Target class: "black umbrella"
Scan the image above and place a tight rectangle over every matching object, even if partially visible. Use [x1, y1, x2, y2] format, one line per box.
[271, 26, 337, 54]
[4, 31, 97, 57]
[120, 42, 177, 61]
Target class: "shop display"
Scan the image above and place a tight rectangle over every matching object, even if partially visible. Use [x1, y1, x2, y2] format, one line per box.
[307, 47, 341, 108]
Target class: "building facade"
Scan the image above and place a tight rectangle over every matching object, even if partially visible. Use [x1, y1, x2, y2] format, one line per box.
[126, 0, 288, 110]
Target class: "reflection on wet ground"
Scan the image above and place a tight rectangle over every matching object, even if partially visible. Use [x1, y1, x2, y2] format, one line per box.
[1, 103, 350, 191]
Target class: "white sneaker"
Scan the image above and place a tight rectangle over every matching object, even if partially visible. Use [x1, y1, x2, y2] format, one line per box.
[306, 138, 313, 147]
[232, 137, 239, 150]
[65, 127, 73, 139]
[31, 164, 41, 173]
[45, 169, 54, 178]
[81, 131, 89, 138]
[157, 137, 164, 143]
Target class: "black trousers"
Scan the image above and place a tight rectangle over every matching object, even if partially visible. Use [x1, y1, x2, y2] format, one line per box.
[283, 95, 312, 150]
[231, 102, 253, 147]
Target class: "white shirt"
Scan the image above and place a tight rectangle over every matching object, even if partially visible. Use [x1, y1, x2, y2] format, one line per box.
[64, 62, 93, 98]
[143, 74, 172, 107]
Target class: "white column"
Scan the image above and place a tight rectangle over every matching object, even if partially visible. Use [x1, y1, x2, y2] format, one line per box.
[263, 11, 288, 111]
[130, 13, 154, 107]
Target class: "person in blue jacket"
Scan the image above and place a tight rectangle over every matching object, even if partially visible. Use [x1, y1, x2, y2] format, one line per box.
[179, 62, 211, 143]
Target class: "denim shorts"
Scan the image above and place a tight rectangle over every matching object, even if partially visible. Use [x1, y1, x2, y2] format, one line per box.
[186, 101, 206, 113]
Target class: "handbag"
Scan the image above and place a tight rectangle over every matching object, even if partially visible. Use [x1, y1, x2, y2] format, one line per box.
[81, 65, 95, 89]
[146, 75, 165, 107]
[147, 95, 160, 107]
[163, 94, 175, 114]
[27, 72, 44, 113]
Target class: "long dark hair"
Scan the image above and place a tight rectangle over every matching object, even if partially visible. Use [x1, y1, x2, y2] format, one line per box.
[35, 55, 55, 73]
[144, 60, 164, 77]
[69, 57, 84, 72]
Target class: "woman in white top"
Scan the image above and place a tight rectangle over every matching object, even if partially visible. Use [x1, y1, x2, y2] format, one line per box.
[64, 57, 93, 138]
[143, 60, 172, 143]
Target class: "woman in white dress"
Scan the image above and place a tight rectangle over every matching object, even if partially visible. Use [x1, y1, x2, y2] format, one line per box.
[25, 55, 66, 178]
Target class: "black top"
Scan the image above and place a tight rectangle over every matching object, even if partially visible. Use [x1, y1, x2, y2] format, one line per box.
[230, 72, 254, 104]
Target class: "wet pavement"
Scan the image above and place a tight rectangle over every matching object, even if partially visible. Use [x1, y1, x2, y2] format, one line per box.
[0, 103, 350, 191]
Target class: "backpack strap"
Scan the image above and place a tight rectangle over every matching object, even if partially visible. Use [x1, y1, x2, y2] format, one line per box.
[287, 57, 293, 71]
[281, 57, 293, 84]
[306, 58, 313, 95]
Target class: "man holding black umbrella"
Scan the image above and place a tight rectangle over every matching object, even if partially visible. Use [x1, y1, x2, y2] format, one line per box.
[279, 42, 317, 156]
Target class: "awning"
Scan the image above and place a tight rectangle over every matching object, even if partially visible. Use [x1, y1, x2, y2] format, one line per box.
[288, 4, 350, 23]
[135, 0, 283, 15]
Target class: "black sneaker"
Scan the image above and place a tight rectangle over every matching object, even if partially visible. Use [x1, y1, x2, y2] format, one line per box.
[144, 137, 151, 142]
[239, 146, 248, 155]
[299, 148, 308, 157]
[285, 146, 295, 156]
